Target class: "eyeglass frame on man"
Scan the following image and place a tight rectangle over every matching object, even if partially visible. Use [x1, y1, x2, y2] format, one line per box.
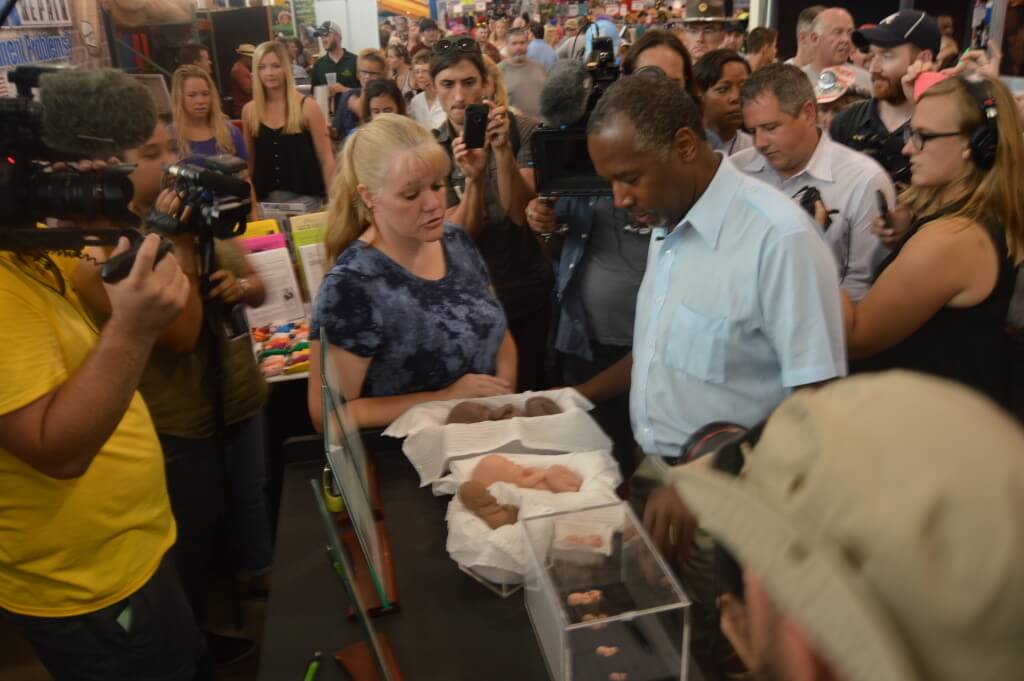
[683, 23, 725, 36]
[902, 126, 961, 152]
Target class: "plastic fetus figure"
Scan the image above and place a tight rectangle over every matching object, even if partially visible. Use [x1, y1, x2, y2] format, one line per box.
[458, 480, 519, 529]
[471, 454, 582, 493]
[445, 396, 563, 424]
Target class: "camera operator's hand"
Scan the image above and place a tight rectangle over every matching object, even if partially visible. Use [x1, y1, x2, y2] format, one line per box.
[453, 135, 488, 181]
[441, 373, 513, 400]
[486, 105, 512, 151]
[103, 234, 190, 338]
[526, 197, 558, 235]
[153, 187, 182, 218]
[208, 270, 247, 305]
[871, 202, 914, 249]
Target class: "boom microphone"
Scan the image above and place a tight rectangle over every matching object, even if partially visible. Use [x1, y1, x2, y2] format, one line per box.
[539, 60, 593, 129]
[40, 69, 157, 158]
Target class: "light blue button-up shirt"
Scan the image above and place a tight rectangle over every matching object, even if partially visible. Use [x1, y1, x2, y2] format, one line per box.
[631, 156, 848, 456]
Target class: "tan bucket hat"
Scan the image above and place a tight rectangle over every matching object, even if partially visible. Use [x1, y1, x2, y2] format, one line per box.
[673, 370, 1024, 681]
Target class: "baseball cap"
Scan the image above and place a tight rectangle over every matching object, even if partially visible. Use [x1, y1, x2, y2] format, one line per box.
[853, 10, 941, 56]
[419, 18, 439, 33]
[815, 66, 857, 104]
[327, 21, 342, 36]
[672, 371, 1024, 681]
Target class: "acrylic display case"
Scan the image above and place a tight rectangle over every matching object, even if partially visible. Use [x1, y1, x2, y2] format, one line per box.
[522, 502, 692, 681]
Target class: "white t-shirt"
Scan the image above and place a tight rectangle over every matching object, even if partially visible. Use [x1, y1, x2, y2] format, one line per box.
[408, 91, 446, 131]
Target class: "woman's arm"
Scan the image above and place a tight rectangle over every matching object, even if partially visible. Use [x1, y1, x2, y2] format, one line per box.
[309, 341, 510, 430]
[241, 103, 256, 180]
[844, 218, 995, 359]
[495, 330, 518, 388]
[304, 97, 336, 191]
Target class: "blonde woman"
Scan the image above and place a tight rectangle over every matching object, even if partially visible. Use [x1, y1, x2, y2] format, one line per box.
[307, 114, 516, 430]
[492, 17, 510, 58]
[242, 41, 333, 201]
[482, 55, 509, 110]
[846, 75, 1024, 407]
[170, 65, 247, 160]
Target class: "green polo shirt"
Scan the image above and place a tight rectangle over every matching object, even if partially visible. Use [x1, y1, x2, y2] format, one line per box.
[311, 49, 359, 88]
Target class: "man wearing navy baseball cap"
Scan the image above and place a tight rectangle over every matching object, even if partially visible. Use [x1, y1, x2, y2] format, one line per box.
[830, 10, 941, 184]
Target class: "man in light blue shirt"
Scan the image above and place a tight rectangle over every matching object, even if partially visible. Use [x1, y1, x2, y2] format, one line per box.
[526, 21, 558, 72]
[582, 72, 847, 459]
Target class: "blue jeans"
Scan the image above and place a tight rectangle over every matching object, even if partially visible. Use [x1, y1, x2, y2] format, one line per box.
[223, 411, 273, 576]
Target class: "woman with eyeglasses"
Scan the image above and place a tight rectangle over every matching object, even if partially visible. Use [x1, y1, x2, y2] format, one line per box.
[430, 37, 552, 392]
[332, 48, 388, 140]
[242, 41, 333, 202]
[843, 75, 1024, 407]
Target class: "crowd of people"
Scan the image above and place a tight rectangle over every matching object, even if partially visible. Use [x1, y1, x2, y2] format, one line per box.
[2, 3, 1024, 681]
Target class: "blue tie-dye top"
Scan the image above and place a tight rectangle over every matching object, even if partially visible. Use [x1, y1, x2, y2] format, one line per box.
[312, 223, 507, 397]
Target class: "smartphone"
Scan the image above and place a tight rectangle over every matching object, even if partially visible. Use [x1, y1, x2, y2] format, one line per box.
[463, 103, 490, 149]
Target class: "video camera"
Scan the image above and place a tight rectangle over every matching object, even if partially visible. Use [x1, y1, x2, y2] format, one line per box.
[0, 66, 137, 232]
[149, 154, 251, 242]
[530, 36, 624, 197]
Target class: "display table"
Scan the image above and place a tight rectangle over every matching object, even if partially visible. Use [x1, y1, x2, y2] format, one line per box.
[258, 453, 550, 681]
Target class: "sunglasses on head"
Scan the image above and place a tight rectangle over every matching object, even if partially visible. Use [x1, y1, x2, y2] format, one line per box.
[432, 38, 480, 56]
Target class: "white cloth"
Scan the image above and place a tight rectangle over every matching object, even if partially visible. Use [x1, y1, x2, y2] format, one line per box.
[731, 131, 896, 300]
[631, 155, 847, 456]
[408, 90, 446, 130]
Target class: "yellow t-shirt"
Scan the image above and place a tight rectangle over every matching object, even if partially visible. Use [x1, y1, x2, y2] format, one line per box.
[0, 253, 175, 617]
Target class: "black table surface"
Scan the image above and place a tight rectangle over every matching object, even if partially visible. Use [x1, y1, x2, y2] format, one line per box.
[258, 449, 552, 681]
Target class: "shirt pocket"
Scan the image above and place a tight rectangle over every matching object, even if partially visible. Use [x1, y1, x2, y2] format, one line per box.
[664, 302, 728, 383]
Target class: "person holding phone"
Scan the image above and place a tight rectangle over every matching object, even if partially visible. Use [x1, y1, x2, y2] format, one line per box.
[430, 37, 551, 392]
[844, 73, 1024, 408]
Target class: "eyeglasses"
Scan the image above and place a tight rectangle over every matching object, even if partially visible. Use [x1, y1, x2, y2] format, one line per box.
[902, 126, 961, 152]
[683, 24, 724, 36]
[431, 38, 480, 56]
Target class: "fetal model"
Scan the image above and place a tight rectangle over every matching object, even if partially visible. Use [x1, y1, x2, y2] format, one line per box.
[445, 396, 563, 424]
[458, 480, 519, 529]
[471, 454, 583, 494]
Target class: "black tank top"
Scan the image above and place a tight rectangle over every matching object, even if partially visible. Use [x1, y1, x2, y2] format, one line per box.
[251, 102, 325, 200]
[854, 202, 1015, 406]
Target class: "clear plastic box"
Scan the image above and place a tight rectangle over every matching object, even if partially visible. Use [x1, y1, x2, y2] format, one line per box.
[522, 502, 692, 681]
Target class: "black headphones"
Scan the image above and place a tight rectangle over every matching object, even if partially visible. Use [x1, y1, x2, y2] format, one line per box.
[959, 75, 999, 171]
[678, 420, 767, 602]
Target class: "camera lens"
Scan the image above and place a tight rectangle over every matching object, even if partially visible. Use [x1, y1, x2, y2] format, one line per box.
[32, 169, 135, 223]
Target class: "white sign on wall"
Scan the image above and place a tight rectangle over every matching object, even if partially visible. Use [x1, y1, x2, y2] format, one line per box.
[2, 0, 72, 28]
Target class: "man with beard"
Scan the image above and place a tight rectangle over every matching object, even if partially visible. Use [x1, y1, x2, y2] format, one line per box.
[311, 22, 359, 95]
[499, 27, 546, 118]
[667, 371, 1024, 681]
[829, 10, 940, 185]
[802, 8, 872, 92]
